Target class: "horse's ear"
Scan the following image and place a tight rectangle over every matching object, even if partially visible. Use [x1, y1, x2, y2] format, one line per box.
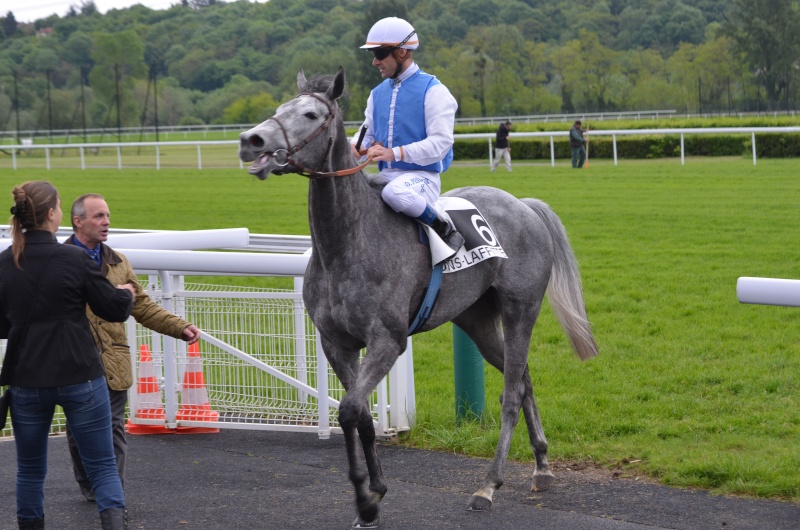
[297, 69, 308, 92]
[327, 66, 345, 102]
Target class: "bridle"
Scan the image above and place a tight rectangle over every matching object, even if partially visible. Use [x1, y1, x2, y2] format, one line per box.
[262, 92, 372, 179]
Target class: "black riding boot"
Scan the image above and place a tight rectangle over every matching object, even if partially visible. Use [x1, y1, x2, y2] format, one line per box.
[416, 205, 465, 251]
[17, 517, 44, 529]
[99, 508, 128, 530]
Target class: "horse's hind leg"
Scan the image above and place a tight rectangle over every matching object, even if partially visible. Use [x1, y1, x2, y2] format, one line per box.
[520, 371, 554, 491]
[454, 294, 545, 510]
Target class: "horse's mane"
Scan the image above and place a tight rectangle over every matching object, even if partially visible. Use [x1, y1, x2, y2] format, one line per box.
[303, 74, 334, 94]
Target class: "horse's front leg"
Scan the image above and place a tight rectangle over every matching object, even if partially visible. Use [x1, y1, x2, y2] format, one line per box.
[358, 402, 387, 500]
[339, 404, 380, 529]
[318, 336, 382, 527]
[338, 335, 403, 529]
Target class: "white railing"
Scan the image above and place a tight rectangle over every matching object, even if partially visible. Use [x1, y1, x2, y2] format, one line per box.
[737, 277, 800, 307]
[475, 126, 800, 167]
[8, 109, 800, 144]
[5, 126, 799, 170]
[127, 268, 415, 439]
[0, 111, 680, 143]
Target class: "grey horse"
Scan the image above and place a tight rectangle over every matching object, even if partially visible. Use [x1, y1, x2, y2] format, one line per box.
[239, 67, 598, 529]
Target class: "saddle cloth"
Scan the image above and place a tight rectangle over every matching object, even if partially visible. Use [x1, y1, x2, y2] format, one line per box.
[424, 197, 507, 271]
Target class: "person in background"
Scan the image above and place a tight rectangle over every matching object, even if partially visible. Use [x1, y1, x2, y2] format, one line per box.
[490, 121, 512, 172]
[63, 193, 201, 505]
[353, 17, 464, 251]
[570, 120, 587, 168]
[0, 181, 135, 530]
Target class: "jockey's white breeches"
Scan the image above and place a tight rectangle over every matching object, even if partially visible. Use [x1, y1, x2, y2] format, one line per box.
[380, 170, 441, 218]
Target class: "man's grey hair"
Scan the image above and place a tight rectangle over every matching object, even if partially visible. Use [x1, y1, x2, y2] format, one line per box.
[71, 193, 105, 230]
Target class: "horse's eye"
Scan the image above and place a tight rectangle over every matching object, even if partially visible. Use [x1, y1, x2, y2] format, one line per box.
[304, 112, 318, 120]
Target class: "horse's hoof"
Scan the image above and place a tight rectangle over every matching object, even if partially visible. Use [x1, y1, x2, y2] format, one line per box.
[531, 469, 554, 492]
[466, 495, 492, 511]
[352, 515, 380, 529]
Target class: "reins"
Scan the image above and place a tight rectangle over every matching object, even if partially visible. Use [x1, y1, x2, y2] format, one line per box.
[265, 92, 374, 179]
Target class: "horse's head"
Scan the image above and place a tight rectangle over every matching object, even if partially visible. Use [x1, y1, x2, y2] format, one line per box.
[239, 67, 346, 180]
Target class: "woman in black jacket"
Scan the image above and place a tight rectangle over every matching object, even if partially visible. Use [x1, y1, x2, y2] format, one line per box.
[0, 181, 135, 530]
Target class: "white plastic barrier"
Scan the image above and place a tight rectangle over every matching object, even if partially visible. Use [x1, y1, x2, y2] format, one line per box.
[106, 228, 249, 250]
[0, 228, 250, 252]
[121, 248, 308, 276]
[737, 277, 800, 307]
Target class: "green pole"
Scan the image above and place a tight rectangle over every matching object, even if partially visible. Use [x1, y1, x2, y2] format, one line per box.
[453, 324, 485, 421]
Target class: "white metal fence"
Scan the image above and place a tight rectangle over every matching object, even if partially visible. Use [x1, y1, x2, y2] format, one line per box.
[0, 111, 680, 144]
[125, 272, 414, 439]
[4, 126, 799, 171]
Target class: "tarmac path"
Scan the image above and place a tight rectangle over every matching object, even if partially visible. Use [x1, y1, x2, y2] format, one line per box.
[1, 429, 797, 529]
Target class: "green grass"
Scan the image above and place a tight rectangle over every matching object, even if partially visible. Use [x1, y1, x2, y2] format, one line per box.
[2, 157, 799, 502]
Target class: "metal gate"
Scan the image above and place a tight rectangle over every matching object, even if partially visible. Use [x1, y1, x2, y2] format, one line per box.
[126, 273, 415, 439]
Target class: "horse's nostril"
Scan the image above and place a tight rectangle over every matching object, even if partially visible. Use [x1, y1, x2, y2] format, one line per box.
[248, 136, 265, 149]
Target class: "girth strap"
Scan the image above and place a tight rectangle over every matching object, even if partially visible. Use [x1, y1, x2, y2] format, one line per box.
[407, 262, 444, 335]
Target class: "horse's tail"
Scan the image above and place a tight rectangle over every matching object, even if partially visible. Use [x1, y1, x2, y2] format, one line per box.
[522, 198, 599, 361]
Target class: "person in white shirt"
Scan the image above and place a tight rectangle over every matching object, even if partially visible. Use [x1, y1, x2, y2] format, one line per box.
[352, 17, 464, 251]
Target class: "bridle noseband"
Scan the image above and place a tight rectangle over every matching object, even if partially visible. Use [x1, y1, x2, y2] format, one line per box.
[263, 92, 372, 179]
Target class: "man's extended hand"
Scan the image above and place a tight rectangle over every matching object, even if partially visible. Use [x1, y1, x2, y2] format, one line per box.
[182, 324, 201, 344]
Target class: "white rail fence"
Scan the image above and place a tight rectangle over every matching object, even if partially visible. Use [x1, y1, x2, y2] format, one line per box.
[0, 231, 414, 440]
[737, 277, 800, 308]
[125, 270, 414, 440]
[0, 110, 680, 144]
[4, 126, 800, 170]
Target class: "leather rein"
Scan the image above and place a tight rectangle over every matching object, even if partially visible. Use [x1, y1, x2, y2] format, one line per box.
[265, 92, 372, 179]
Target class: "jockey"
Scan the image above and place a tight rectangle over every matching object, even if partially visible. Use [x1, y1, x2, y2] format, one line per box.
[352, 17, 464, 251]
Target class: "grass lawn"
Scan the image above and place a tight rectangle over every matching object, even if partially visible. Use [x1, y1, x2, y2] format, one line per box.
[2, 156, 798, 502]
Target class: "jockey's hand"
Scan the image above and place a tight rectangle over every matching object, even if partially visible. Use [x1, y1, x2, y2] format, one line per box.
[367, 142, 394, 162]
[351, 144, 368, 159]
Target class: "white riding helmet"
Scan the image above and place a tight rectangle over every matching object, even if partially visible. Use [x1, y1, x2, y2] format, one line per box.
[360, 17, 419, 50]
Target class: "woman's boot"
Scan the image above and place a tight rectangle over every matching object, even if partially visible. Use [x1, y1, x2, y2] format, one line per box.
[99, 508, 128, 529]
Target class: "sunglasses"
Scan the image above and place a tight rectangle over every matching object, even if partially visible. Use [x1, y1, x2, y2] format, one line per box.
[371, 47, 394, 60]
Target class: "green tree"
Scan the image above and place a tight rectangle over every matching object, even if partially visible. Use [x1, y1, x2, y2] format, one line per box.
[61, 31, 94, 78]
[617, 48, 676, 110]
[549, 39, 582, 113]
[554, 30, 621, 112]
[21, 47, 60, 75]
[3, 11, 18, 38]
[80, 1, 98, 16]
[666, 36, 744, 114]
[222, 92, 280, 124]
[722, 0, 800, 110]
[89, 30, 147, 126]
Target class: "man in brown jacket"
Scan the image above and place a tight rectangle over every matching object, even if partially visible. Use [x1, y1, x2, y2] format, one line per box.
[65, 193, 201, 502]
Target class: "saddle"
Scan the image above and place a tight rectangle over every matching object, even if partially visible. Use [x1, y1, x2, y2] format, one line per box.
[365, 174, 506, 270]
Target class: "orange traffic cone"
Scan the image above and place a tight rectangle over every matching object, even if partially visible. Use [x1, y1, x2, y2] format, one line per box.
[176, 342, 219, 434]
[126, 344, 172, 435]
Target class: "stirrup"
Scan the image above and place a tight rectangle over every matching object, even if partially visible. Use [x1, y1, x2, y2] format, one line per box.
[431, 217, 465, 251]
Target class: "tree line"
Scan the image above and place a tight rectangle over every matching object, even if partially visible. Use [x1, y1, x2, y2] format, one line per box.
[0, 0, 798, 134]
